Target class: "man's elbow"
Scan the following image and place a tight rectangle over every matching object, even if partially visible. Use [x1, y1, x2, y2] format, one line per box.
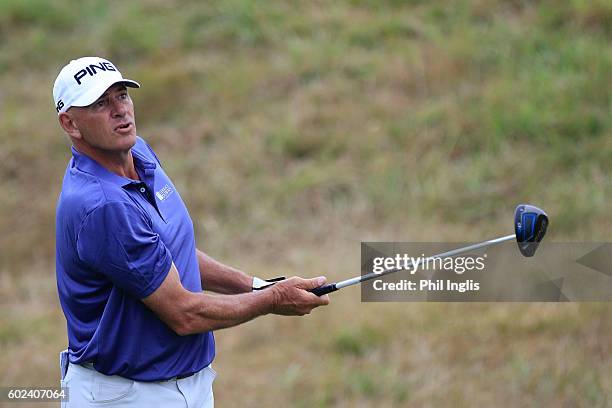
[173, 316, 217, 336]
[173, 320, 194, 337]
[168, 304, 214, 336]
[153, 296, 199, 336]
[167, 305, 200, 336]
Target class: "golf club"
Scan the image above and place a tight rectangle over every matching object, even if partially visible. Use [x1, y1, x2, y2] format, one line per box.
[310, 203, 549, 296]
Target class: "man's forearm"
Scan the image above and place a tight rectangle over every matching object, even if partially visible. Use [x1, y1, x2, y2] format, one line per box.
[144, 264, 276, 335]
[142, 263, 329, 336]
[196, 249, 252, 294]
[179, 289, 275, 335]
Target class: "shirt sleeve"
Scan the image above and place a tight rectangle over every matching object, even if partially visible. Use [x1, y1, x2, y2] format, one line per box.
[76, 201, 173, 299]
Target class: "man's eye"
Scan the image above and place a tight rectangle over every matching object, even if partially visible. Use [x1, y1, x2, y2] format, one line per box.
[119, 93, 128, 99]
[96, 100, 106, 107]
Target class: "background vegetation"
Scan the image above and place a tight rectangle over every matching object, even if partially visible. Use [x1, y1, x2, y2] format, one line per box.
[0, 0, 610, 406]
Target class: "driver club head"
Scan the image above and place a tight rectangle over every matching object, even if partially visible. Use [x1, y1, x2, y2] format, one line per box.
[514, 204, 549, 257]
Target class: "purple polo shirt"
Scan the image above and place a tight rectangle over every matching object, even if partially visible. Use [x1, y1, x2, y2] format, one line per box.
[55, 136, 214, 381]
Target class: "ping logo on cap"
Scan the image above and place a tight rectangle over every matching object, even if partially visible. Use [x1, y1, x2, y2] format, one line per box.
[73, 61, 118, 85]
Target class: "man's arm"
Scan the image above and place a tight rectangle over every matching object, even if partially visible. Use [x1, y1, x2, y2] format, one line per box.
[142, 263, 329, 336]
[196, 249, 253, 294]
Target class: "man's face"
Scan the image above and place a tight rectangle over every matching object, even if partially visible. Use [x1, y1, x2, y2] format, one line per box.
[68, 83, 137, 152]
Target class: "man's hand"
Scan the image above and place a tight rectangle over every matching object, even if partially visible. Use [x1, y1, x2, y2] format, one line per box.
[270, 276, 330, 316]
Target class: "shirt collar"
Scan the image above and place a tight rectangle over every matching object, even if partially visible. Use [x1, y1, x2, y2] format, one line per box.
[71, 146, 156, 188]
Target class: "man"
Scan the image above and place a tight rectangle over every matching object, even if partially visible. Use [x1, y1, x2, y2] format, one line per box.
[54, 56, 329, 407]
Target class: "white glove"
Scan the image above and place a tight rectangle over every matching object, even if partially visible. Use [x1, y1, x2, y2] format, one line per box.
[252, 276, 285, 291]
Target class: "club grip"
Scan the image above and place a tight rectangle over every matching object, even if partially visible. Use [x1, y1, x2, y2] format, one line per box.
[309, 283, 338, 296]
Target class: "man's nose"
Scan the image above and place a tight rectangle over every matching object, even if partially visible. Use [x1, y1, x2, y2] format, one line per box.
[111, 99, 127, 117]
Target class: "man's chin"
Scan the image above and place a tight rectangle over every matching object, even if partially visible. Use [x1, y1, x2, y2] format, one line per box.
[115, 130, 137, 145]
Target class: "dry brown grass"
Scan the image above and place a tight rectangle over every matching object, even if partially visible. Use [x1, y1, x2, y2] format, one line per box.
[1, 0, 611, 406]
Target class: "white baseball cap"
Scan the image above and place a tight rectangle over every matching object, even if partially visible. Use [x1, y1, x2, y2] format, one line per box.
[53, 56, 140, 114]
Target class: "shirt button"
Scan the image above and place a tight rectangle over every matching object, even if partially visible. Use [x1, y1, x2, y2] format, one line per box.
[140, 187, 146, 193]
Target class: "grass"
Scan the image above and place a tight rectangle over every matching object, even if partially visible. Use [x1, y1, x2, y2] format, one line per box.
[0, 0, 610, 406]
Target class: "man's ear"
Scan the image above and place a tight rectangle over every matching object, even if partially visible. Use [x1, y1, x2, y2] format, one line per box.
[58, 112, 82, 140]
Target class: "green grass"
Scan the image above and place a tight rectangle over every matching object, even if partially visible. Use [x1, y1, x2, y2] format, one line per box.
[0, 0, 610, 406]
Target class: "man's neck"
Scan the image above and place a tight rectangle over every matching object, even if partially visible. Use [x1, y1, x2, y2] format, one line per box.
[74, 143, 140, 180]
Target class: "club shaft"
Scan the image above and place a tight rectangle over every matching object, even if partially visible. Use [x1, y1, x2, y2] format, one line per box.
[335, 234, 516, 290]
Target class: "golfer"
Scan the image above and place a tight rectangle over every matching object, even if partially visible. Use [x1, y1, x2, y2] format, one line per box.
[54, 56, 329, 407]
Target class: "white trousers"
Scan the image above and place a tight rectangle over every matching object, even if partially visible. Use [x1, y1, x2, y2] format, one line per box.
[60, 351, 215, 407]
